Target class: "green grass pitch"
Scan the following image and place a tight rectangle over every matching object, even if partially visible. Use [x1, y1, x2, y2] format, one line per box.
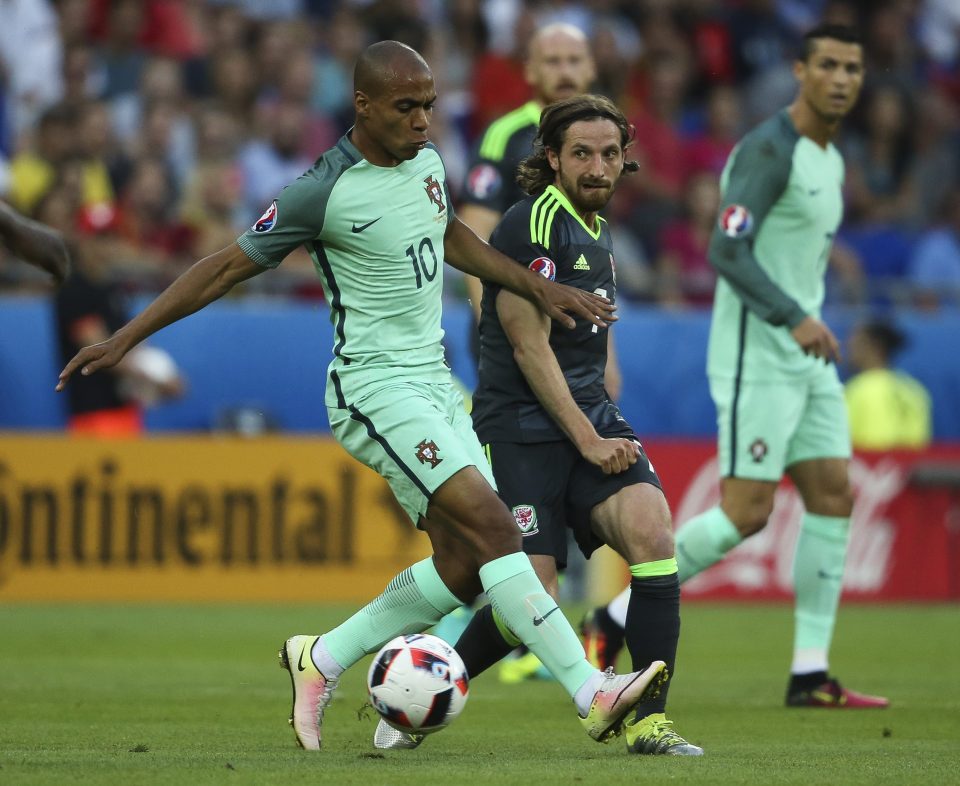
[1, 602, 958, 785]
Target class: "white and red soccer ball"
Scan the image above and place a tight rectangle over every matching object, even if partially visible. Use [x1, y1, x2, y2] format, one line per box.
[367, 633, 469, 735]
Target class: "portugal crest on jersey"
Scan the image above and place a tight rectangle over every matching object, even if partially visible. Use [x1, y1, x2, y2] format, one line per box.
[423, 175, 445, 213]
[253, 201, 278, 233]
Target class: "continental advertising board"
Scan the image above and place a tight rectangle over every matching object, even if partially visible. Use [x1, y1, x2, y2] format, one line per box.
[0, 435, 431, 601]
[3, 436, 958, 602]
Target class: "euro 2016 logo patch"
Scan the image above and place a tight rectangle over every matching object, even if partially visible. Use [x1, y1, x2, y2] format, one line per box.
[528, 257, 557, 281]
[466, 163, 501, 200]
[423, 175, 446, 213]
[253, 201, 278, 233]
[512, 505, 539, 536]
[719, 204, 753, 238]
[415, 439, 443, 468]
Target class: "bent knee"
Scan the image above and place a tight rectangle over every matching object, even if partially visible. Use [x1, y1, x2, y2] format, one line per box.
[808, 488, 854, 518]
[723, 501, 774, 537]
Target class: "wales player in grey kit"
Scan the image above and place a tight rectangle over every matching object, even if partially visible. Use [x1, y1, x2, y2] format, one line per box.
[378, 95, 701, 755]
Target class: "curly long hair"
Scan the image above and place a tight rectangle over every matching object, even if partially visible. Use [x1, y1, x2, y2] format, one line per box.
[516, 94, 638, 196]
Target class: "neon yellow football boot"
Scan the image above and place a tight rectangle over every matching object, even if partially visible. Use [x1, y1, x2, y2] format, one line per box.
[625, 712, 704, 755]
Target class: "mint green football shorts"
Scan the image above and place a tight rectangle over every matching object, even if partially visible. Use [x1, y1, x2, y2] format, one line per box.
[328, 378, 495, 524]
[709, 364, 851, 482]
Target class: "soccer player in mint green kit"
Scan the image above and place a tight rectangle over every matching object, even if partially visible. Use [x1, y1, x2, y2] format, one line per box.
[581, 23, 889, 708]
[56, 41, 667, 750]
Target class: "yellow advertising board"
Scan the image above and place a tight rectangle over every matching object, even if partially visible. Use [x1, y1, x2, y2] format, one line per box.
[0, 435, 432, 601]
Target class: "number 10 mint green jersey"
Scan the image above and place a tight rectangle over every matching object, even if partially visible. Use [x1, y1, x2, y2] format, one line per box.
[707, 110, 845, 381]
[237, 134, 455, 408]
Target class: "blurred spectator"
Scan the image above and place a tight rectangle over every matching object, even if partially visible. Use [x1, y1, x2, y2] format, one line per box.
[112, 57, 195, 188]
[727, 0, 799, 123]
[228, 0, 305, 22]
[209, 47, 259, 129]
[683, 84, 742, 179]
[682, 0, 736, 89]
[617, 51, 693, 252]
[0, 0, 64, 141]
[91, 0, 148, 99]
[590, 13, 643, 106]
[468, 5, 535, 133]
[844, 319, 932, 450]
[78, 157, 194, 283]
[653, 171, 718, 307]
[311, 6, 368, 129]
[238, 100, 312, 225]
[907, 188, 960, 310]
[179, 159, 244, 260]
[843, 85, 914, 226]
[62, 42, 106, 105]
[824, 239, 866, 306]
[78, 100, 129, 199]
[260, 45, 338, 159]
[861, 0, 920, 95]
[58, 0, 93, 48]
[8, 102, 112, 215]
[38, 177, 183, 435]
[181, 2, 251, 99]
[903, 87, 960, 230]
[54, 244, 185, 436]
[918, 0, 960, 69]
[193, 102, 243, 163]
[87, 0, 204, 60]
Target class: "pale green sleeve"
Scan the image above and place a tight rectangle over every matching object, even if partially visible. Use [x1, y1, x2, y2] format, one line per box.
[237, 173, 331, 269]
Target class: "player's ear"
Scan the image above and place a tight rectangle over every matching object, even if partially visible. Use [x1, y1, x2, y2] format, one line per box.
[355, 90, 370, 117]
[792, 58, 807, 84]
[546, 148, 560, 173]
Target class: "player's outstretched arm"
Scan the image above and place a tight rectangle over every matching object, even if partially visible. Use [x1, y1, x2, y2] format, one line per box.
[0, 201, 71, 284]
[443, 217, 615, 330]
[56, 243, 264, 391]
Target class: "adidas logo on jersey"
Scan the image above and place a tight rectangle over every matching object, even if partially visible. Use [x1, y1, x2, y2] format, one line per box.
[573, 254, 590, 271]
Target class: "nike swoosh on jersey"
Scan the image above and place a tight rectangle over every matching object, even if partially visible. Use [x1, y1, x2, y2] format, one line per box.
[532, 606, 560, 626]
[351, 217, 382, 233]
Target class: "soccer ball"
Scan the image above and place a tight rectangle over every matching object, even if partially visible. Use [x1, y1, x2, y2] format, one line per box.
[367, 633, 469, 735]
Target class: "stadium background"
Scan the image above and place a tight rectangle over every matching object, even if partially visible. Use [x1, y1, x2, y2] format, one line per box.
[1, 0, 958, 606]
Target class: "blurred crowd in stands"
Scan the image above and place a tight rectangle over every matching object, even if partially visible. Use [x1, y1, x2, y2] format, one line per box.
[1, 0, 959, 310]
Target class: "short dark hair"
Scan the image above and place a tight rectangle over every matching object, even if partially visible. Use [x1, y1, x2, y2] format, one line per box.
[861, 319, 906, 359]
[516, 94, 638, 195]
[800, 23, 861, 60]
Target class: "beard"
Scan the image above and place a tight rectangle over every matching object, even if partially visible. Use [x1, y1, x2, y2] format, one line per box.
[558, 169, 614, 214]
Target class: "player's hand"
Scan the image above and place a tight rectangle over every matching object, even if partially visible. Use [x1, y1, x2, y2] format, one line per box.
[791, 316, 841, 364]
[532, 277, 617, 330]
[581, 436, 640, 475]
[56, 338, 129, 392]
